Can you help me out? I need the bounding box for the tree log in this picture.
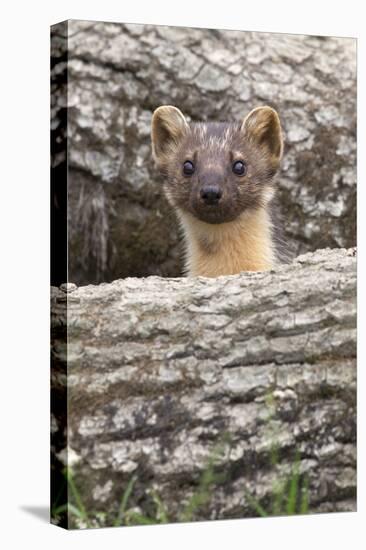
[51,247,356,528]
[51,21,356,284]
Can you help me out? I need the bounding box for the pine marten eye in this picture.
[183,160,195,176]
[232,160,247,176]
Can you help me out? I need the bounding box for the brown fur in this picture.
[151,105,284,277]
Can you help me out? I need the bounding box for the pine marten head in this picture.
[151,106,283,225]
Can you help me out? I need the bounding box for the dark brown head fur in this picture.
[151,105,283,225]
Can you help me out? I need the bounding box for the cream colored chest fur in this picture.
[178,208,276,277]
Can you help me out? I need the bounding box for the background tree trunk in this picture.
[51,21,356,284]
[51,248,356,528]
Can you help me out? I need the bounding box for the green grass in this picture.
[241,393,310,518]
[113,474,138,526]
[179,439,227,523]
[244,452,309,517]
[53,449,309,528]
[51,468,91,528]
[51,438,230,528]
[52,450,309,528]
[51,397,310,528]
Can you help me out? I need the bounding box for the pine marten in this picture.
[151,105,288,277]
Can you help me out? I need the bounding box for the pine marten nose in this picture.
[200,185,223,205]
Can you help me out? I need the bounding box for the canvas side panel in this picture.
[50,20,68,529]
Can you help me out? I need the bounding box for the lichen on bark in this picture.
[51,248,356,528]
[51,21,356,284]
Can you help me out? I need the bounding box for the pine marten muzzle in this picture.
[151,105,285,277]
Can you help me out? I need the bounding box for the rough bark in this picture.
[51,248,356,528]
[51,20,356,284]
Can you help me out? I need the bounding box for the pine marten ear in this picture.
[151,106,189,163]
[241,106,283,163]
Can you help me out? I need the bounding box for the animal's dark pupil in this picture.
[183,161,195,175]
[233,161,246,175]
